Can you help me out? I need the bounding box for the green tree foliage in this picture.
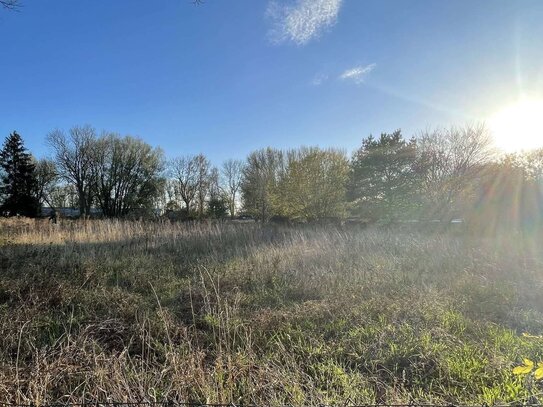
[0,131,39,217]
[349,130,420,221]
[93,134,164,217]
[276,147,349,221]
[35,120,535,227]
[207,196,228,219]
[241,147,285,221]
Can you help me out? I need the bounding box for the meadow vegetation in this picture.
[1,218,543,404]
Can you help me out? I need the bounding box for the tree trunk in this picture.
[78,189,86,217]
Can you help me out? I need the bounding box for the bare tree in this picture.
[417,123,495,219]
[47,125,97,217]
[221,159,244,218]
[208,166,221,200]
[195,153,211,218]
[49,184,78,209]
[34,158,58,207]
[1,1,205,11]
[161,178,180,210]
[92,134,164,217]
[170,155,199,215]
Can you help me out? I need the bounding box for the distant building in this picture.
[41,207,103,218]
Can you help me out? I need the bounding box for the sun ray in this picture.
[489,98,543,152]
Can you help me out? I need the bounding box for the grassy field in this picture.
[1,218,543,404]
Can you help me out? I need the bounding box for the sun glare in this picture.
[489,99,543,152]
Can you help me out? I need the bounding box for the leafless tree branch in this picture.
[0,0,21,11]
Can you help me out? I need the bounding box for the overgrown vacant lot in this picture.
[1,219,543,404]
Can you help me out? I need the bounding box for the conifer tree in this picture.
[0,131,39,217]
[348,130,420,222]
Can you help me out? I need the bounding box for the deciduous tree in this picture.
[170,155,199,215]
[241,147,284,221]
[92,134,164,217]
[34,158,58,207]
[47,125,97,217]
[416,123,494,220]
[221,158,244,218]
[195,154,211,218]
[277,147,349,221]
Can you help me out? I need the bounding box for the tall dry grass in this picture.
[1,218,543,404]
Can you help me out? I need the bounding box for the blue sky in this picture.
[1,0,542,164]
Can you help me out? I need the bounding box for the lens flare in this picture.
[489,99,543,152]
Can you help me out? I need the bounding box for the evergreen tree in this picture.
[349,130,421,222]
[207,196,228,219]
[0,131,39,217]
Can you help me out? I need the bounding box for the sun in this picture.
[489,98,543,152]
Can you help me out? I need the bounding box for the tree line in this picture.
[1,123,542,231]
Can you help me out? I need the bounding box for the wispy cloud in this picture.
[339,63,376,84]
[311,72,329,86]
[266,0,343,46]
